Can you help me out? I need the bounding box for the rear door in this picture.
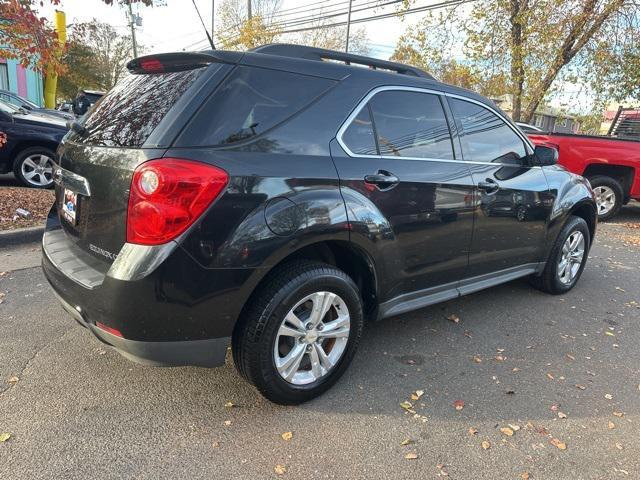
[333,87,475,304]
[447,97,551,282]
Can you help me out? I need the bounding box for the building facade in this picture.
[0,58,44,107]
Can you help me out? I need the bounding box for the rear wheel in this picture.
[589,175,623,221]
[13,147,56,188]
[233,261,363,405]
[530,215,590,294]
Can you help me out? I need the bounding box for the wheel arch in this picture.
[583,163,635,200]
[11,140,59,168]
[236,239,379,336]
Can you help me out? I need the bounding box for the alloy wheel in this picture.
[594,186,616,217]
[274,291,350,385]
[21,154,54,187]
[557,230,585,285]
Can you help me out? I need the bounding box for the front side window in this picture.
[369,90,454,159]
[450,98,528,165]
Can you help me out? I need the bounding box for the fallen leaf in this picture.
[447,314,460,324]
[566,354,575,360]
[509,424,521,432]
[481,440,491,450]
[7,376,18,384]
[274,464,287,475]
[546,373,555,380]
[400,401,413,410]
[404,452,418,460]
[550,438,567,450]
[400,439,413,446]
[550,404,559,412]
[521,473,531,480]
[512,367,520,372]
[468,427,478,435]
[0,433,10,442]
[473,355,482,363]
[613,411,624,417]
[605,331,615,337]
[453,399,464,411]
[495,355,505,361]
[558,412,567,419]
[223,420,232,426]
[608,421,615,430]
[615,443,624,451]
[410,389,424,401]
[464,330,472,338]
[605,394,613,400]
[500,427,514,436]
[224,401,235,408]
[575,384,586,390]
[281,431,293,441]
[212,441,220,448]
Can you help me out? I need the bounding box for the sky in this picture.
[36,0,595,113]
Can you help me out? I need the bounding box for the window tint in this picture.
[67,68,204,147]
[368,90,454,159]
[450,98,527,165]
[179,67,335,147]
[341,105,378,155]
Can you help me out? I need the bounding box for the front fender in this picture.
[542,165,597,259]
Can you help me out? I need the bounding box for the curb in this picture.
[0,225,45,248]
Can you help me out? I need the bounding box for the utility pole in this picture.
[128,1,139,58]
[345,0,353,53]
[247,0,252,19]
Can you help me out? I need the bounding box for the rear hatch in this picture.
[55,55,224,263]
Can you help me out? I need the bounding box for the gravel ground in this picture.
[0,204,638,480]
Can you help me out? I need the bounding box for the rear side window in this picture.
[369,90,454,159]
[450,98,528,165]
[67,68,203,147]
[178,66,335,147]
[341,105,378,155]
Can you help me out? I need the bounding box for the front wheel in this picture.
[13,147,56,188]
[233,261,363,405]
[530,215,590,294]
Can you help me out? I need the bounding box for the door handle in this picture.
[364,170,399,189]
[477,179,499,193]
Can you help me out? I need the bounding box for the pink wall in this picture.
[16,65,27,97]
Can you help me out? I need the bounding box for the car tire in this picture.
[232,260,364,405]
[13,147,56,189]
[530,215,590,295]
[589,175,623,221]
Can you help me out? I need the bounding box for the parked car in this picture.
[43,45,597,404]
[0,89,74,121]
[0,99,68,188]
[528,132,640,220]
[516,121,543,133]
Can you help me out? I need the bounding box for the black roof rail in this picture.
[250,44,434,79]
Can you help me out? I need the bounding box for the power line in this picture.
[190,0,472,50]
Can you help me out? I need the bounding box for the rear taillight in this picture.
[127,158,228,245]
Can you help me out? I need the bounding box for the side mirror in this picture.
[534,145,558,166]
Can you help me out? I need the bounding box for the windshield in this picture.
[0,99,21,114]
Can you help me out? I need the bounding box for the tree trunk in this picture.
[521,0,625,122]
[509,0,526,122]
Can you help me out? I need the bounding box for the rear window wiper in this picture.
[67,120,89,138]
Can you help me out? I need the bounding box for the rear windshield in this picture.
[176,66,335,147]
[67,68,203,147]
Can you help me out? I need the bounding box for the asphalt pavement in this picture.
[0,204,639,479]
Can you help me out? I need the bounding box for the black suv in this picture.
[43,45,597,404]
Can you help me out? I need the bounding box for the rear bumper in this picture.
[51,285,229,367]
[41,212,258,368]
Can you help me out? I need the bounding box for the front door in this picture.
[447,97,551,282]
[332,88,475,304]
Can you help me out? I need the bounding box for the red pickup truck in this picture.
[528,132,640,220]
